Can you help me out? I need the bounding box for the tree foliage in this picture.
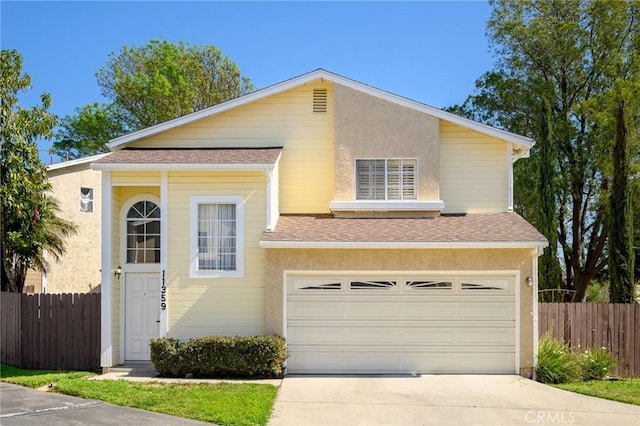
[608,99,635,302]
[51,102,129,160]
[452,0,639,301]
[51,39,255,160]
[1,49,77,292]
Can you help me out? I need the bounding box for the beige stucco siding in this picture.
[128,83,334,214]
[165,171,267,339]
[34,166,103,294]
[264,248,536,376]
[439,121,508,213]
[333,84,440,200]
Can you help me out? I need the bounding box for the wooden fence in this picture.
[1,292,100,371]
[539,303,640,377]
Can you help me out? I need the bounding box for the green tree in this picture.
[452,0,639,301]
[51,40,255,159]
[608,98,635,302]
[96,39,255,130]
[0,49,76,292]
[51,102,129,160]
[537,97,562,300]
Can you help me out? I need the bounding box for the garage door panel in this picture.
[286,274,517,374]
[289,324,515,346]
[456,302,515,320]
[289,300,515,321]
[288,301,346,318]
[288,348,516,374]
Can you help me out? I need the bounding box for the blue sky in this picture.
[2,1,495,163]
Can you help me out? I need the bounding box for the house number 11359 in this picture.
[161,270,167,310]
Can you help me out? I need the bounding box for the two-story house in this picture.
[92,69,547,377]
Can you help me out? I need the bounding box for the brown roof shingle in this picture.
[94,148,282,165]
[260,213,547,244]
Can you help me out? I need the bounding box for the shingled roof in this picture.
[259,213,547,248]
[92,148,282,167]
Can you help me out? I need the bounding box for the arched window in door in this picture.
[126,201,160,263]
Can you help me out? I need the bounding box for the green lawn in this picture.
[1,364,278,426]
[554,379,640,406]
[0,364,95,388]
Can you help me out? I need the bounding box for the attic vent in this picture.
[313,88,327,113]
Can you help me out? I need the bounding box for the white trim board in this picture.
[48,153,108,171]
[260,241,548,249]
[91,163,276,171]
[330,200,445,212]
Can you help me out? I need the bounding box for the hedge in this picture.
[150,334,287,378]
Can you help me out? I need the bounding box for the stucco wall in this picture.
[264,248,536,376]
[39,165,102,294]
[333,84,440,201]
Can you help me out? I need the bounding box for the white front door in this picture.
[125,273,160,361]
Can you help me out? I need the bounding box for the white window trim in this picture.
[355,158,418,201]
[189,195,244,278]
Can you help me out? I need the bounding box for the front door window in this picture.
[126,201,160,263]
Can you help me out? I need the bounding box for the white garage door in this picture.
[287,274,517,374]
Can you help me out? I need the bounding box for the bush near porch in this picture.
[150,335,286,378]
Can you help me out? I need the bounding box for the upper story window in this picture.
[356,159,417,200]
[126,201,160,263]
[80,187,93,212]
[189,195,244,278]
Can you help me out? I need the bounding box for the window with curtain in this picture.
[197,203,236,271]
[126,201,160,263]
[189,195,244,278]
[356,159,417,200]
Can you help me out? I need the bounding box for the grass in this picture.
[1,364,278,426]
[0,364,95,388]
[56,379,278,426]
[554,379,640,406]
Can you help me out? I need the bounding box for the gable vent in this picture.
[313,88,327,113]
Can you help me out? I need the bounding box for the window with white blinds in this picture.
[356,159,417,200]
[189,195,244,278]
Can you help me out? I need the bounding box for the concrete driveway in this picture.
[0,382,207,425]
[268,375,640,426]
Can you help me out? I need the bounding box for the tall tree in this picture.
[51,40,255,159]
[609,99,635,302]
[97,39,254,129]
[0,49,76,292]
[537,97,562,300]
[452,1,639,301]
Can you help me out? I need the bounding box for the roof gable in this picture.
[108,69,534,155]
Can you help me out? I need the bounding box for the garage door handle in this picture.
[156,321,160,323]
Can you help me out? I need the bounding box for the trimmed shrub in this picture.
[150,338,185,377]
[150,334,286,379]
[536,334,582,384]
[579,346,616,381]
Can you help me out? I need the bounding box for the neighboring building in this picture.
[24,154,105,294]
[93,69,547,376]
